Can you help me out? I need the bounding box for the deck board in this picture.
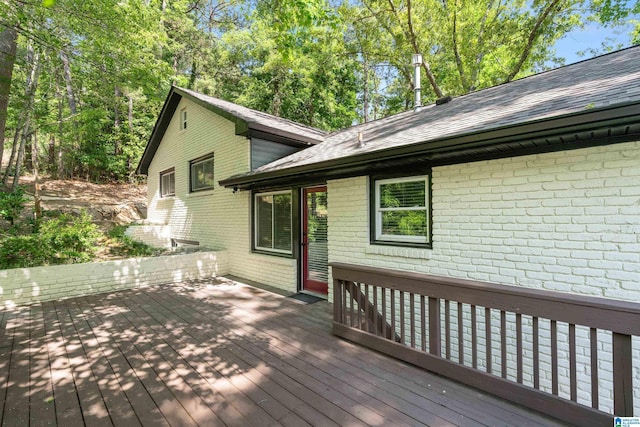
[0,278,568,426]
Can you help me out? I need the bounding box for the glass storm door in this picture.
[302,186,328,294]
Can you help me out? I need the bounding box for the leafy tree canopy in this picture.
[0,0,637,183]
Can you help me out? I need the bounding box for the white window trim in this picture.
[254,190,293,255]
[160,169,175,198]
[190,154,215,192]
[374,175,430,244]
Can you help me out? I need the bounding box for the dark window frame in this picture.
[189,153,215,193]
[369,171,433,249]
[180,108,187,131]
[159,168,175,198]
[252,189,295,257]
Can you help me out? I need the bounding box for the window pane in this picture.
[161,172,174,196]
[203,160,214,187]
[256,195,273,248]
[191,157,214,191]
[380,180,425,208]
[273,194,292,251]
[381,210,427,237]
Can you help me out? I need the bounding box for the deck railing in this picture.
[331,262,640,427]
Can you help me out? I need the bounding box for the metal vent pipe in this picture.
[412,53,422,111]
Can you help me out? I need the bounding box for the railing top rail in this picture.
[330,262,640,335]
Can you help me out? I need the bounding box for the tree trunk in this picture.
[10,43,41,190]
[48,134,56,176]
[128,93,134,182]
[60,50,77,115]
[188,59,197,89]
[363,57,370,123]
[54,75,65,178]
[0,26,18,170]
[2,126,20,186]
[128,93,133,131]
[114,86,121,155]
[33,128,41,220]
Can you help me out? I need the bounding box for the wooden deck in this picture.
[0,278,567,426]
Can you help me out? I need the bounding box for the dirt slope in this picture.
[17,176,148,230]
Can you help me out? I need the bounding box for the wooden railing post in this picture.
[329,262,640,425]
[333,279,342,323]
[613,332,633,416]
[429,297,441,356]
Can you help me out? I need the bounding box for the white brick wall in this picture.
[328,140,640,414]
[328,141,640,298]
[125,225,172,248]
[144,97,297,292]
[0,251,227,307]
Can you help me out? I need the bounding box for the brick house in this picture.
[136,46,640,303]
[135,47,640,422]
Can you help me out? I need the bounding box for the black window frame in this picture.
[252,189,295,257]
[189,153,215,193]
[180,108,187,130]
[369,172,432,249]
[159,168,175,198]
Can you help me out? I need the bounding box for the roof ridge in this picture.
[175,87,327,135]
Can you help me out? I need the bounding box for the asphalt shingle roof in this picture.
[248,46,640,176]
[176,87,327,142]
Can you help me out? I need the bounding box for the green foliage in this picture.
[0,188,27,226]
[0,210,101,269]
[2,0,639,185]
[0,235,49,268]
[39,211,102,264]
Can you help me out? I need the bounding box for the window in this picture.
[190,154,214,192]
[160,168,175,197]
[372,175,430,246]
[180,109,187,130]
[254,191,292,254]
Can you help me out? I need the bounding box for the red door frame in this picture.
[302,186,328,294]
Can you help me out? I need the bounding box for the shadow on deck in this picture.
[0,277,566,426]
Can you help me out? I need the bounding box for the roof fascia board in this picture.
[247,123,322,146]
[172,87,249,135]
[173,88,324,145]
[136,89,182,175]
[219,102,640,189]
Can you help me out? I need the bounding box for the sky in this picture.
[553,10,638,65]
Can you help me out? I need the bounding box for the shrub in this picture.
[0,210,102,269]
[0,188,27,226]
[0,234,48,268]
[39,211,102,264]
[107,225,157,257]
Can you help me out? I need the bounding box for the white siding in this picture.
[146,98,297,292]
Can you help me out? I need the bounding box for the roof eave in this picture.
[219,102,640,190]
[136,87,324,176]
[136,87,183,175]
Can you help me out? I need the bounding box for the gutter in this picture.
[219,102,640,190]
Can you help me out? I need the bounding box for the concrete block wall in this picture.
[145,97,297,293]
[0,251,227,307]
[327,140,640,414]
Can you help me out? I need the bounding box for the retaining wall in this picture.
[0,251,227,308]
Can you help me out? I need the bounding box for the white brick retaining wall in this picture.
[125,224,172,248]
[0,251,227,308]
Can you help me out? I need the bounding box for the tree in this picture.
[0,25,17,168]
[351,0,639,115]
